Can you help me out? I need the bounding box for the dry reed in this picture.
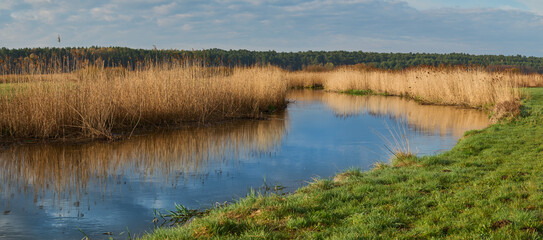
[285,71,326,88]
[287,67,525,109]
[0,64,287,139]
[512,73,543,87]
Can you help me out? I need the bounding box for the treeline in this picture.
[1,47,543,74]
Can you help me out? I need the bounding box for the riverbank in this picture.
[143,88,543,239]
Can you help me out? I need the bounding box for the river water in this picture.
[0,90,489,239]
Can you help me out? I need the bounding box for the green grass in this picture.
[0,83,15,96]
[0,82,36,97]
[291,84,325,90]
[341,89,389,96]
[142,88,543,239]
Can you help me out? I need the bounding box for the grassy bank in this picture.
[0,65,287,140]
[143,88,543,239]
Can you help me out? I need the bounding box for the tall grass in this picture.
[511,73,543,87]
[287,66,525,109]
[380,119,414,162]
[285,71,326,89]
[0,64,287,139]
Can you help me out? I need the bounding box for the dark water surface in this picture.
[0,90,489,239]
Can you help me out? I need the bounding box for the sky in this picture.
[1,0,543,56]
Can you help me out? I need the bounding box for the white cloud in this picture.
[215,0,267,5]
[1,0,543,56]
[90,4,132,22]
[0,0,17,10]
[399,0,442,10]
[10,8,57,23]
[153,2,176,15]
[517,0,543,14]
[111,0,165,3]
[282,0,372,13]
[400,0,532,12]
[180,23,192,31]
[23,0,51,3]
[90,6,115,21]
[233,12,256,19]
[156,13,194,26]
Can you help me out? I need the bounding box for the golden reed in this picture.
[1,63,530,139]
[0,64,287,139]
[287,66,529,109]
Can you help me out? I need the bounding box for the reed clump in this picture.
[287,66,524,109]
[0,64,287,139]
[285,71,326,89]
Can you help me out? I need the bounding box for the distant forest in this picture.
[1,47,543,73]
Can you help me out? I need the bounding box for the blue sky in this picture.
[1,0,543,56]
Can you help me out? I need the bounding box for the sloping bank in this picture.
[143,89,543,239]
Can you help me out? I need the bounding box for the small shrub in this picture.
[490,100,521,123]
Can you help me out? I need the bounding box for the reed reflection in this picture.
[288,90,489,137]
[0,114,287,203]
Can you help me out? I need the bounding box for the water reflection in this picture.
[0,90,490,240]
[0,116,286,205]
[288,90,489,137]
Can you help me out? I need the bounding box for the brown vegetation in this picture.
[1,63,528,140]
[286,66,527,109]
[285,71,325,89]
[490,100,522,123]
[0,64,287,139]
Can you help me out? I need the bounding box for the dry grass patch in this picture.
[490,100,522,123]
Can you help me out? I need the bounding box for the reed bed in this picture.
[285,71,326,89]
[514,73,543,87]
[0,64,287,139]
[287,67,525,109]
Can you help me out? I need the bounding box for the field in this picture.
[143,88,543,239]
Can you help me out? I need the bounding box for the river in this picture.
[0,90,489,239]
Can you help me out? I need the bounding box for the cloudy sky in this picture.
[1,0,543,56]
